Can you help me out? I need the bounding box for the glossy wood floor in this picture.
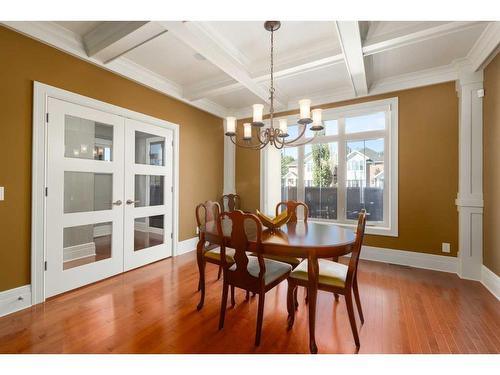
[1,252,499,354]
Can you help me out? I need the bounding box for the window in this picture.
[264,98,398,236]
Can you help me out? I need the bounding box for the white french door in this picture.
[45,98,173,297]
[123,119,173,271]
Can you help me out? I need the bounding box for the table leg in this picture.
[196,235,206,311]
[307,255,319,354]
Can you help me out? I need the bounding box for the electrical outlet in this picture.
[0,187,4,201]
[196,227,199,235]
[442,242,451,253]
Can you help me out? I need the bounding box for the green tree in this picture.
[312,144,333,187]
[281,155,295,179]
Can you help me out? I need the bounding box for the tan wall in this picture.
[483,52,500,277]
[236,82,459,256]
[0,26,224,292]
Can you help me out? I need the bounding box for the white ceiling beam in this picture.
[83,21,166,64]
[335,21,368,96]
[159,21,285,108]
[184,53,344,101]
[467,22,500,71]
[363,21,485,56]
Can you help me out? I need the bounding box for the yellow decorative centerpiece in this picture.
[256,209,290,231]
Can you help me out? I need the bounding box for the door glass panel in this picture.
[64,172,113,213]
[134,175,164,207]
[346,138,385,222]
[135,131,165,166]
[63,222,112,270]
[134,215,164,251]
[64,115,113,161]
[303,142,338,220]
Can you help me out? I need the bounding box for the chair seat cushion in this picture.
[204,247,235,263]
[289,259,348,288]
[229,256,292,286]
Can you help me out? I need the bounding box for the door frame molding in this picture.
[32,81,180,304]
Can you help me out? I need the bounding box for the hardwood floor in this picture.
[0,252,499,354]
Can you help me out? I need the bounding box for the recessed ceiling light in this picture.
[194,53,207,61]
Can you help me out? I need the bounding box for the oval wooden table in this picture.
[198,219,357,353]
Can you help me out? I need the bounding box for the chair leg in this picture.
[219,280,229,330]
[245,290,250,300]
[293,286,299,310]
[196,258,206,311]
[231,285,236,307]
[217,265,222,280]
[353,277,364,324]
[287,281,296,330]
[255,292,265,346]
[334,293,339,301]
[305,288,308,304]
[345,291,360,347]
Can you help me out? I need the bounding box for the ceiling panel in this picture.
[123,32,233,86]
[370,23,487,81]
[274,62,352,99]
[55,21,103,36]
[207,87,266,110]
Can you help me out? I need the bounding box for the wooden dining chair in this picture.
[195,200,235,310]
[221,193,241,212]
[286,209,367,348]
[217,210,292,346]
[275,200,309,223]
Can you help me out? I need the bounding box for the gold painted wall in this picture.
[236,82,459,256]
[0,26,224,292]
[483,52,500,277]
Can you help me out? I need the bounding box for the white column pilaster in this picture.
[455,63,484,280]
[223,118,236,194]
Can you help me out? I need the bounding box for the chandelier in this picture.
[224,21,324,150]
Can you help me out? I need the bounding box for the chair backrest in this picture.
[346,209,367,287]
[217,210,265,288]
[195,200,221,232]
[221,193,241,212]
[275,200,309,222]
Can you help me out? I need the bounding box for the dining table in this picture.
[198,218,357,353]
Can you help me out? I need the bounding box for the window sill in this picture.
[309,219,398,237]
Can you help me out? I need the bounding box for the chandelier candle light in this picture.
[224,21,324,150]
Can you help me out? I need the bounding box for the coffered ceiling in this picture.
[2,20,499,118]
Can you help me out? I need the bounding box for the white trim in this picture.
[467,22,500,72]
[63,243,96,262]
[223,118,236,194]
[176,237,199,256]
[32,81,180,304]
[0,285,32,318]
[343,246,458,274]
[1,21,227,118]
[481,266,500,301]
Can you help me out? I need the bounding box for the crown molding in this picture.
[1,21,228,118]
[467,21,500,71]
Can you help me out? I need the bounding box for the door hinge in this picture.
[44,261,47,271]
[170,233,173,239]
[46,113,49,123]
[45,187,48,197]
[172,140,174,147]
[171,186,173,193]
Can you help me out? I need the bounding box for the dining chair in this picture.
[276,200,309,223]
[286,209,367,348]
[195,200,235,310]
[217,210,292,346]
[221,193,241,212]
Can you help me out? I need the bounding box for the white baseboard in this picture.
[63,242,96,262]
[0,285,32,318]
[356,246,458,274]
[481,265,500,301]
[176,236,199,256]
[94,224,112,237]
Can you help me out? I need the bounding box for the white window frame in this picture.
[261,97,398,237]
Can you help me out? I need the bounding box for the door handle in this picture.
[112,200,122,206]
[126,199,140,205]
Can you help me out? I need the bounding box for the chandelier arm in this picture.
[283,123,308,145]
[229,135,265,150]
